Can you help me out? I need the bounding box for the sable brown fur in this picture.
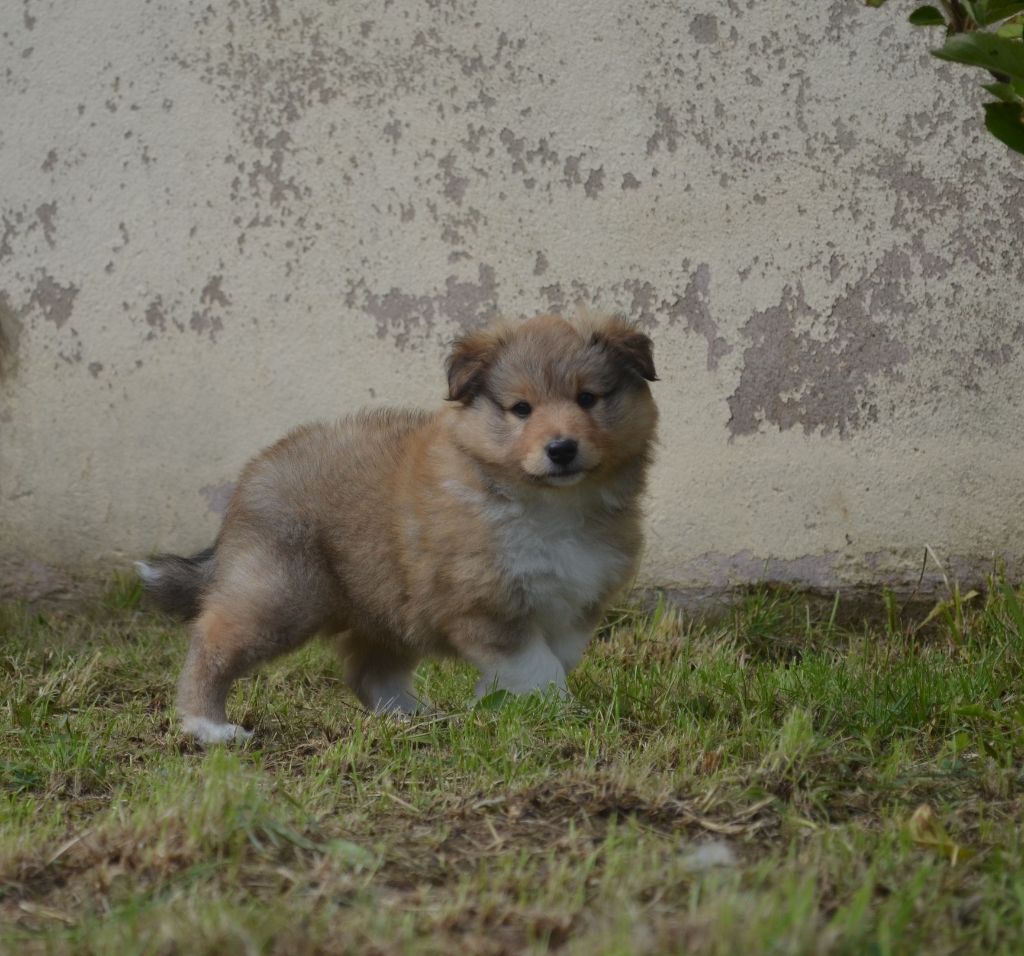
[138,313,659,743]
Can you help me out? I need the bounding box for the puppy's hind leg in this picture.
[177,558,329,744]
[177,604,259,744]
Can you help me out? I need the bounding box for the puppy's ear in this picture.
[593,317,658,382]
[446,327,504,403]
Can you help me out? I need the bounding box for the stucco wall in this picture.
[2,0,1023,602]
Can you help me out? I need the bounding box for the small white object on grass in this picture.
[679,840,737,872]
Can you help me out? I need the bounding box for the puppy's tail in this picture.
[134,545,216,620]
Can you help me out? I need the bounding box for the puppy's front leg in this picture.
[449,617,567,698]
[545,627,594,676]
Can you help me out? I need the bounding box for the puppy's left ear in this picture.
[446,327,504,403]
[594,318,658,382]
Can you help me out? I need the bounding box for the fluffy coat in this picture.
[138,313,658,743]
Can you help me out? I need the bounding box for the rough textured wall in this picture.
[2,0,1023,601]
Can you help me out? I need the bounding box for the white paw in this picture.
[370,695,421,720]
[474,639,568,698]
[181,716,253,744]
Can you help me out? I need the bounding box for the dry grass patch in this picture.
[2,582,1024,953]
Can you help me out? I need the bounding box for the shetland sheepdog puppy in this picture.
[137,313,658,743]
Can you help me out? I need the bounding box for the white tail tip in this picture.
[134,560,160,584]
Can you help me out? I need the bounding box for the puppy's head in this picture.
[446,313,658,488]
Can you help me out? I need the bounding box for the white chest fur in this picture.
[487,491,632,624]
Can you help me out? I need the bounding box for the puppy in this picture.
[137,312,658,743]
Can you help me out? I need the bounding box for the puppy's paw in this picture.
[474,677,569,700]
[371,692,430,718]
[181,716,254,745]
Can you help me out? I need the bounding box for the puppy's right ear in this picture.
[446,327,504,403]
[591,316,658,382]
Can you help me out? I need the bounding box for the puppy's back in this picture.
[218,408,430,565]
[228,408,425,509]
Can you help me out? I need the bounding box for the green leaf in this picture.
[325,838,375,867]
[984,101,1024,153]
[864,0,889,7]
[997,21,1024,38]
[909,5,946,25]
[976,1,1024,25]
[953,703,1002,720]
[474,689,512,711]
[983,81,1024,102]
[933,32,1024,81]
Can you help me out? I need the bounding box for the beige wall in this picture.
[2,1,1023,602]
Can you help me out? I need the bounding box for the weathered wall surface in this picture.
[2,0,1023,601]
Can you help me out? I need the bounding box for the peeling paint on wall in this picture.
[199,482,234,516]
[28,271,78,329]
[727,249,913,437]
[1,0,1023,594]
[346,263,499,348]
[674,262,730,371]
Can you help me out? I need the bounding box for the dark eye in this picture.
[510,401,532,418]
[577,391,597,410]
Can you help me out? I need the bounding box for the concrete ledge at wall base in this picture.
[636,585,960,633]
[2,552,1020,629]
[0,557,86,606]
[639,554,1024,627]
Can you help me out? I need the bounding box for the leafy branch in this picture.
[867,0,1024,154]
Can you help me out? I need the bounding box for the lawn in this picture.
[2,578,1024,954]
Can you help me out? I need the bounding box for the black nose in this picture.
[546,438,578,466]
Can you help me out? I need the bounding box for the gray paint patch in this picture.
[669,262,731,371]
[562,155,583,187]
[728,249,912,437]
[346,283,434,350]
[144,298,168,335]
[201,275,230,308]
[0,214,20,261]
[689,14,719,45]
[29,271,78,328]
[347,263,499,349]
[35,201,57,248]
[439,153,469,204]
[189,309,224,339]
[438,264,499,331]
[646,104,680,156]
[199,482,235,516]
[499,127,527,173]
[584,166,605,199]
[620,280,657,327]
[247,131,303,207]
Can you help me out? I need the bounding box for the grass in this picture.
[3,579,1024,954]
